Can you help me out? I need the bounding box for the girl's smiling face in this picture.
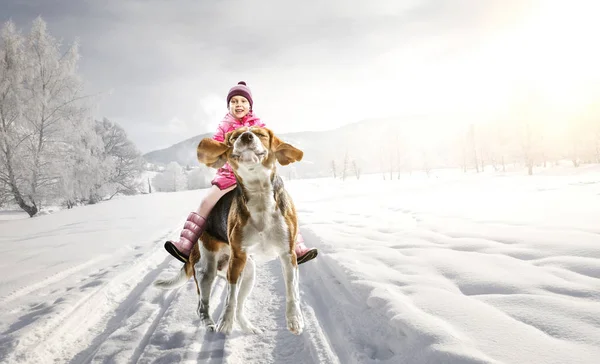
[229,95,250,119]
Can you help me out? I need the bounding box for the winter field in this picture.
[1,165,599,364]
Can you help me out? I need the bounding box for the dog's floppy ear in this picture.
[268,129,303,166]
[197,137,230,169]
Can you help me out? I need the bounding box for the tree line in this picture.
[0,18,144,216]
[327,102,599,181]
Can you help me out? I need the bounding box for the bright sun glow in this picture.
[363,1,600,146]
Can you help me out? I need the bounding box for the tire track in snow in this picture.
[0,227,176,306]
[300,254,397,364]
[0,255,112,304]
[1,233,174,364]
[136,269,230,364]
[129,289,180,364]
[131,257,342,363]
[217,259,341,364]
[67,255,175,364]
[134,259,338,364]
[131,249,342,363]
[4,229,393,363]
[191,277,229,364]
[83,260,230,364]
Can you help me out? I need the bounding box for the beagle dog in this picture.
[155,127,305,335]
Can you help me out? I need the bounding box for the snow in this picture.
[1,166,599,364]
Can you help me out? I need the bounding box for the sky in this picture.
[1,164,599,363]
[1,0,599,153]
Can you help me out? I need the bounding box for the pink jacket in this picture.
[210,112,265,190]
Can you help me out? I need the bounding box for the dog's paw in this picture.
[198,310,215,329]
[216,318,234,335]
[238,316,263,334]
[286,314,304,335]
[202,318,216,331]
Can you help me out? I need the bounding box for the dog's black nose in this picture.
[240,132,253,144]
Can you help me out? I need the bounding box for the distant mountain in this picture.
[142,117,462,178]
[143,132,213,168]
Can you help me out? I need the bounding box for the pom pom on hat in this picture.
[227,81,253,109]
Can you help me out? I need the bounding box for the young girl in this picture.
[164,81,318,265]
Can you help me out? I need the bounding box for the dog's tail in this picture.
[154,261,194,290]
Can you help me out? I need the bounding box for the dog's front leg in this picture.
[279,251,304,335]
[236,257,262,334]
[217,249,247,334]
[196,249,218,331]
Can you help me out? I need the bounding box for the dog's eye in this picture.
[255,133,268,139]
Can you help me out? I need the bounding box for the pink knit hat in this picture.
[227,81,253,109]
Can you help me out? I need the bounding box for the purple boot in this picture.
[164,212,207,263]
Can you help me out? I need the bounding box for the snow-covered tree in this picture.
[35,117,143,207]
[187,166,212,190]
[0,18,92,216]
[152,161,187,192]
[0,21,29,213]
[94,118,144,197]
[54,122,106,206]
[0,179,9,207]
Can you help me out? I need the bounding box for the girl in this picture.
[164,81,318,265]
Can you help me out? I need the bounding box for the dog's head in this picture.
[197,127,303,175]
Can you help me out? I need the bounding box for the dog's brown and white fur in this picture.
[155,127,305,335]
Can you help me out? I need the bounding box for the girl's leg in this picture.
[165,185,236,263]
[196,185,236,218]
[166,184,318,265]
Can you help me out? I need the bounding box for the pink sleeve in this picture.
[212,123,227,142]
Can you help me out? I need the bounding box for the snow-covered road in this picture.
[1,168,600,363]
[0,225,358,364]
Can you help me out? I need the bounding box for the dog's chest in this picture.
[241,193,288,258]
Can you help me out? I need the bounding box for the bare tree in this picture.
[395,134,404,179]
[467,124,480,173]
[521,121,535,175]
[381,129,403,179]
[459,134,468,173]
[283,165,298,181]
[330,160,337,179]
[378,144,387,180]
[351,160,361,179]
[595,124,600,163]
[341,151,350,181]
[566,110,600,167]
[421,149,431,177]
[492,120,510,173]
[389,151,394,180]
